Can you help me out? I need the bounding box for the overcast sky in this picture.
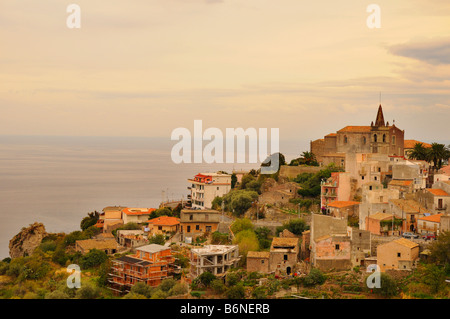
[1,0,450,144]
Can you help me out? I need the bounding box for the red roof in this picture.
[147,216,180,226]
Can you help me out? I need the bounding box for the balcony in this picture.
[436,204,448,211]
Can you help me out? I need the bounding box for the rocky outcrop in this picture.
[9,222,47,259]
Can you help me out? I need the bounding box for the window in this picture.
[383,134,386,143]
[261,260,265,264]
[206,226,212,232]
[392,136,396,145]
[359,233,362,237]
[374,134,378,142]
[187,226,191,233]
[335,244,340,250]
[363,136,367,144]
[362,176,365,180]
[397,253,401,258]
[344,135,348,144]
[217,187,219,190]
[189,215,193,221]
[158,226,162,230]
[284,255,288,261]
[196,225,200,231]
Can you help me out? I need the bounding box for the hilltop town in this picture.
[1,105,450,300]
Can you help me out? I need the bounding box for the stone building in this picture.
[247,251,270,273]
[269,237,299,275]
[311,105,405,167]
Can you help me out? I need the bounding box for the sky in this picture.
[1,0,450,147]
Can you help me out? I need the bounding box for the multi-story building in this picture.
[179,209,221,241]
[122,207,157,224]
[188,172,231,209]
[321,172,352,207]
[108,244,177,293]
[377,238,419,272]
[189,245,240,278]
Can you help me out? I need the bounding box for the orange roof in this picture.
[338,126,372,133]
[123,208,157,215]
[389,180,413,187]
[419,213,443,223]
[404,140,432,149]
[325,133,337,137]
[147,216,180,226]
[426,189,449,196]
[327,201,360,208]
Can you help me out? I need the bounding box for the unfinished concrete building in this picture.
[189,245,240,278]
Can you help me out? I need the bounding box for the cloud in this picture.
[389,38,450,65]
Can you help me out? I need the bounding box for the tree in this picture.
[407,142,429,161]
[302,268,326,286]
[421,264,446,294]
[232,229,260,264]
[79,249,108,269]
[131,282,155,298]
[112,222,141,237]
[75,283,100,299]
[226,283,245,299]
[150,207,174,219]
[159,278,177,292]
[211,196,223,210]
[225,272,241,287]
[80,211,100,231]
[255,227,272,249]
[428,143,450,170]
[429,231,450,266]
[276,219,308,236]
[198,271,216,287]
[211,231,230,245]
[169,283,188,296]
[300,151,318,166]
[148,234,165,245]
[211,279,226,294]
[231,173,238,189]
[231,218,254,234]
[230,191,258,216]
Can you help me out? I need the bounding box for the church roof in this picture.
[374,104,385,127]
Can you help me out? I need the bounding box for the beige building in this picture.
[188,172,232,209]
[359,182,400,230]
[122,208,156,224]
[377,238,419,272]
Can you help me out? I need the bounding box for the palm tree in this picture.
[301,151,317,166]
[428,143,450,170]
[407,143,429,161]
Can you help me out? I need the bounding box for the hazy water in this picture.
[0,135,306,258]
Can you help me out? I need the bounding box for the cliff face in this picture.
[9,222,47,259]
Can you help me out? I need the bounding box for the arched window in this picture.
[363,136,367,144]
[383,134,386,143]
[374,134,378,142]
[344,135,348,144]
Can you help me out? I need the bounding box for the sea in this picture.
[0,135,306,259]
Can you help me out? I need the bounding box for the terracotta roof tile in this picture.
[393,238,419,249]
[327,201,360,208]
[419,213,443,223]
[147,216,180,226]
[404,140,432,149]
[426,189,449,196]
[337,126,372,133]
